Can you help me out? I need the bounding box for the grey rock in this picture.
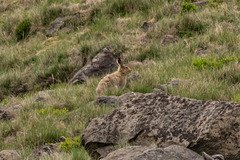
[35,90,54,102]
[69,47,118,84]
[29,136,67,158]
[101,145,204,160]
[46,17,65,37]
[82,92,240,159]
[212,154,225,160]
[141,22,154,32]
[0,150,20,160]
[127,71,142,83]
[29,144,60,158]
[196,48,207,56]
[153,88,165,93]
[202,152,225,160]
[160,79,185,91]
[162,34,178,44]
[0,104,22,120]
[202,152,214,160]
[192,1,208,8]
[46,12,87,37]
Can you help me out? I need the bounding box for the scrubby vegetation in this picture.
[15,19,31,40]
[0,0,240,159]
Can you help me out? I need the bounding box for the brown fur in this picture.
[96,59,132,95]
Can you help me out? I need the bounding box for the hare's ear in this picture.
[117,58,122,66]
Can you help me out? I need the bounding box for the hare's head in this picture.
[117,58,132,75]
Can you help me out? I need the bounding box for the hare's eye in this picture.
[125,67,128,69]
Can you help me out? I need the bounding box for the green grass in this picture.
[1,0,240,159]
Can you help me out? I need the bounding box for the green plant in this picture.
[36,107,68,116]
[15,19,31,40]
[34,85,41,92]
[181,0,198,13]
[58,137,81,151]
[0,98,9,104]
[193,57,234,70]
[233,94,240,103]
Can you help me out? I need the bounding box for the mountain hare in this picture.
[96,58,132,95]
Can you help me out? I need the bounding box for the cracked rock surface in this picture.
[101,145,204,160]
[82,92,240,159]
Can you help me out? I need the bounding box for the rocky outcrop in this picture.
[46,11,88,37]
[29,136,66,158]
[69,47,118,84]
[82,92,240,159]
[101,145,204,160]
[0,150,20,160]
[29,144,60,158]
[0,105,22,120]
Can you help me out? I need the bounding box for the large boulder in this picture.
[0,150,20,160]
[101,145,204,160]
[82,92,240,159]
[69,47,118,84]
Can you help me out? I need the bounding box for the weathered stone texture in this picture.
[82,92,240,159]
[101,145,204,160]
[69,47,118,84]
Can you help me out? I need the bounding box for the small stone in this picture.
[162,34,178,44]
[59,136,66,142]
[141,22,154,32]
[196,48,207,56]
[160,79,185,91]
[212,154,225,160]
[0,150,20,160]
[192,1,208,8]
[127,71,142,83]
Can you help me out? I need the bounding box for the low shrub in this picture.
[181,0,198,13]
[15,19,31,40]
[193,57,234,70]
[36,107,68,116]
[58,137,81,151]
[233,94,240,103]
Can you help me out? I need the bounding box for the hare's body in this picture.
[96,59,131,95]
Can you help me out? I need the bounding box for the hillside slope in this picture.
[0,0,240,159]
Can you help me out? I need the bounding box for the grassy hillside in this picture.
[0,0,240,159]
